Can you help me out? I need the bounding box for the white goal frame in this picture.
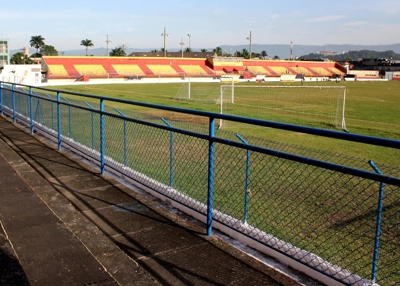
[219,85,347,130]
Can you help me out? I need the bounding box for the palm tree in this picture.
[213,47,222,56]
[261,50,268,59]
[184,47,192,52]
[200,48,207,52]
[241,48,249,59]
[109,46,126,57]
[273,55,280,60]
[80,39,94,56]
[151,49,159,52]
[30,35,45,55]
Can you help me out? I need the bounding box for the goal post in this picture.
[219,85,347,130]
[174,78,228,104]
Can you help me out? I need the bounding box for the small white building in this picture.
[0,64,42,85]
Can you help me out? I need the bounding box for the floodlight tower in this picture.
[179,38,185,58]
[105,35,111,56]
[246,31,253,59]
[187,34,191,49]
[161,27,169,57]
[290,41,293,60]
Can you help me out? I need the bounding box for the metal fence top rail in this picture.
[2,81,400,150]
[230,85,346,89]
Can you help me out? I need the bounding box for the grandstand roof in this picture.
[127,51,215,58]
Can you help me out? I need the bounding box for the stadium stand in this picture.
[328,67,347,76]
[246,66,270,75]
[178,65,212,76]
[47,64,69,77]
[41,56,347,82]
[112,65,144,77]
[147,65,180,76]
[309,67,332,76]
[290,66,313,76]
[74,65,108,77]
[269,66,289,75]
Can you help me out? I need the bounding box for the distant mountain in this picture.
[10,44,400,60]
[219,44,400,59]
[299,50,400,61]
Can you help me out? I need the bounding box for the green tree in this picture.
[200,48,207,52]
[10,52,33,64]
[213,47,222,56]
[80,39,94,56]
[184,47,192,52]
[273,55,280,60]
[261,50,268,59]
[151,49,158,52]
[30,35,45,55]
[241,48,249,59]
[40,45,58,56]
[109,46,126,56]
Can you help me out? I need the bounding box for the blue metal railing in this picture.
[1,82,399,286]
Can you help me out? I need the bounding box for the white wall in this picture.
[0,64,42,85]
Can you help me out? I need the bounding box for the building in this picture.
[315,51,339,56]
[0,39,10,67]
[128,51,215,58]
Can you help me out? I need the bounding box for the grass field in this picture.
[45,80,400,166]
[3,79,398,284]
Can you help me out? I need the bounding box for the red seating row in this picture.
[42,56,346,79]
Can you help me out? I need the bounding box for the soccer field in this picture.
[46,80,400,166]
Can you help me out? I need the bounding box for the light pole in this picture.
[246,31,253,59]
[161,27,169,57]
[179,38,185,58]
[20,48,26,64]
[187,34,191,50]
[105,35,111,56]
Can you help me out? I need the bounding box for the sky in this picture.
[1,0,400,52]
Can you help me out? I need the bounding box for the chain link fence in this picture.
[1,82,399,285]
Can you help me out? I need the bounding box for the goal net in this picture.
[219,85,347,130]
[174,77,233,104]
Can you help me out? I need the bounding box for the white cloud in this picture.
[341,21,368,27]
[306,15,345,23]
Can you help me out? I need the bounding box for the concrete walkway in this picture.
[0,115,321,286]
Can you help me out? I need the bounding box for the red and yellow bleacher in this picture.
[42,56,216,80]
[242,59,346,77]
[42,56,346,80]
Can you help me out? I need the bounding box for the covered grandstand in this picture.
[41,56,346,82]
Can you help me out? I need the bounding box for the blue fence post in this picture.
[35,97,45,126]
[63,98,72,138]
[12,84,16,123]
[206,117,215,236]
[100,99,105,174]
[161,118,174,187]
[368,160,385,283]
[0,82,3,115]
[236,134,251,224]
[29,87,34,134]
[17,88,21,115]
[45,94,55,130]
[116,109,128,166]
[84,102,95,150]
[57,92,62,150]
